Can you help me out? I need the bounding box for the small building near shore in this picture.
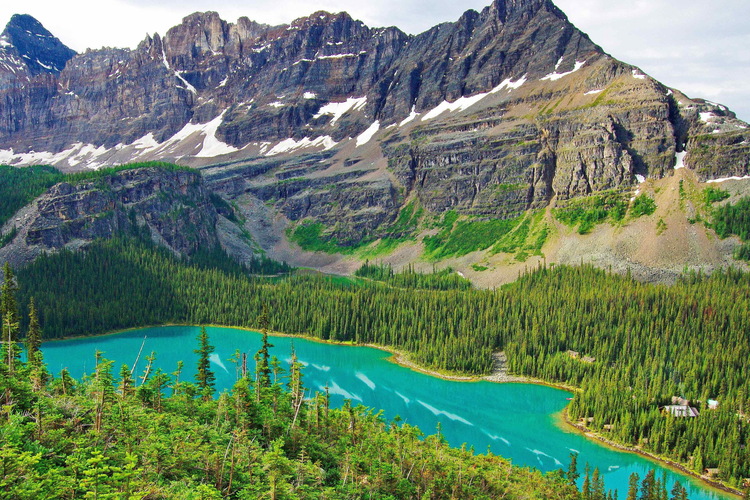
[663,405,699,418]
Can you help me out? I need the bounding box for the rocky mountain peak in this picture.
[1,14,76,75]
[486,0,562,22]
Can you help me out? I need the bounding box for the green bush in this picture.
[630,194,657,217]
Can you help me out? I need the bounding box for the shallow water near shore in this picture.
[42,325,736,499]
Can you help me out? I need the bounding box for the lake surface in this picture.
[42,325,734,500]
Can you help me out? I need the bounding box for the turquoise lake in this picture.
[42,325,735,500]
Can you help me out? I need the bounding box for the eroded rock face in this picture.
[1,0,749,249]
[11,167,220,259]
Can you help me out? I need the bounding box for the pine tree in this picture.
[670,481,688,500]
[640,470,656,500]
[567,452,580,487]
[26,297,42,366]
[627,473,639,500]
[1,262,20,376]
[194,326,215,398]
[255,307,274,398]
[582,464,591,500]
[118,364,135,397]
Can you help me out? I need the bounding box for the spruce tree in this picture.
[567,452,580,487]
[255,307,273,391]
[627,473,639,500]
[194,326,215,397]
[26,297,42,366]
[1,262,20,375]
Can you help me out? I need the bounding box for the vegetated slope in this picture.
[0,162,268,269]
[13,235,750,488]
[0,336,582,499]
[0,0,749,281]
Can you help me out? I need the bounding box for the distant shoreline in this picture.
[43,323,744,498]
[558,409,742,499]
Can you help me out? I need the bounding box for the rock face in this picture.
[0,0,749,250]
[0,167,227,268]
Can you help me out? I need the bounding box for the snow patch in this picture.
[541,60,586,81]
[422,92,488,121]
[303,91,317,99]
[674,151,687,170]
[699,112,715,123]
[195,112,239,158]
[356,121,380,146]
[269,101,284,108]
[314,96,367,125]
[584,89,603,96]
[706,175,750,184]
[218,77,228,87]
[265,136,337,156]
[635,174,646,183]
[632,69,646,80]
[489,74,527,93]
[318,53,359,60]
[399,106,419,126]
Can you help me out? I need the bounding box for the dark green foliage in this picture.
[713,196,750,241]
[566,453,579,487]
[0,349,582,499]
[355,261,472,290]
[0,225,18,248]
[630,194,657,217]
[554,191,628,234]
[63,161,195,184]
[194,326,215,396]
[0,165,64,228]
[190,244,292,276]
[735,242,750,261]
[703,187,730,205]
[12,236,750,487]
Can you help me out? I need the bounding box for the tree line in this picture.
[8,235,750,490]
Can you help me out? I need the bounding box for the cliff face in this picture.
[0,0,749,251]
[0,167,228,268]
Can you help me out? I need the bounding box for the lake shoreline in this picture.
[43,323,743,498]
[559,409,743,499]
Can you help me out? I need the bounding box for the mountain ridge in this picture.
[0,0,749,283]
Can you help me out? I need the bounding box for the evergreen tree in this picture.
[640,470,656,500]
[1,262,20,375]
[627,473,639,500]
[194,326,215,398]
[255,307,274,394]
[26,297,42,366]
[567,452,580,487]
[582,464,591,500]
[669,481,688,500]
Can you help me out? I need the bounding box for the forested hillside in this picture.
[9,236,750,490]
[0,329,584,499]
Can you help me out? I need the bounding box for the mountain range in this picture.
[1,0,749,283]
